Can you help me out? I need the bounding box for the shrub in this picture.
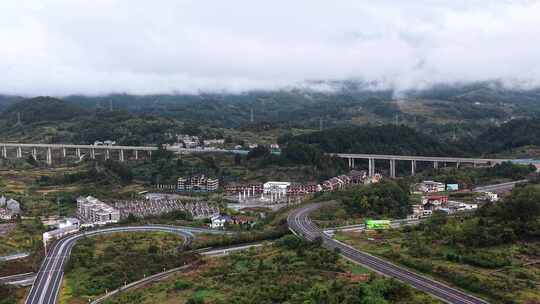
[174,279,193,291]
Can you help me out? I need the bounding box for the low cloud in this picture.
[1,0,540,96]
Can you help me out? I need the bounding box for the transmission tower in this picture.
[15,112,22,126]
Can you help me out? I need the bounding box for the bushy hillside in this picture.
[1,96,88,123]
[470,119,540,154]
[0,95,23,113]
[282,125,463,156]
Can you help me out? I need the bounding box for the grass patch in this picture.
[335,229,540,304]
[101,236,442,304]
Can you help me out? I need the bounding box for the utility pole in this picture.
[57,197,61,217]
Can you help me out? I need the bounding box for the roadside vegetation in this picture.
[335,185,540,303]
[310,180,412,227]
[0,284,17,304]
[419,161,536,189]
[102,235,440,304]
[61,232,198,303]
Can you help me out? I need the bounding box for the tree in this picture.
[234,154,242,166]
[342,181,411,218]
[498,186,540,235]
[247,145,271,160]
[151,144,174,162]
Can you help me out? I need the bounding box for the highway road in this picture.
[472,179,527,193]
[24,225,222,304]
[288,203,490,304]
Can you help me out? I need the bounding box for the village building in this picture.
[422,195,449,210]
[42,217,81,248]
[417,181,446,193]
[76,196,120,225]
[203,139,225,146]
[0,196,21,220]
[263,181,291,195]
[177,175,219,192]
[211,214,231,229]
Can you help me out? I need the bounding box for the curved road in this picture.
[288,203,490,304]
[25,225,223,304]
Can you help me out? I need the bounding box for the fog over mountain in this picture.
[1,0,540,96]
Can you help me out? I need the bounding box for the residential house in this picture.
[417,181,446,193]
[211,214,231,229]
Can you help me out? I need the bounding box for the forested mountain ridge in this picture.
[281,125,464,156]
[2,83,540,157]
[1,96,88,123]
[471,119,540,154]
[280,119,540,158]
[2,81,540,130]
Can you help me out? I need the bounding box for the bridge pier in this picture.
[46,148,52,165]
[1,146,6,158]
[76,148,81,158]
[91,148,96,159]
[119,149,124,162]
[62,148,66,158]
[456,162,460,168]
[16,147,22,158]
[411,160,416,176]
[368,158,375,177]
[389,159,396,178]
[32,148,37,160]
[134,150,138,160]
[105,149,110,160]
[433,161,438,169]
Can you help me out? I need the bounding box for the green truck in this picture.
[364,219,391,230]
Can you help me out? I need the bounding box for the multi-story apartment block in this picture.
[177,175,219,192]
[76,196,120,225]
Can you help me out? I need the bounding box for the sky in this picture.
[1,0,540,96]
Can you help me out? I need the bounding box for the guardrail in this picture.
[90,262,199,304]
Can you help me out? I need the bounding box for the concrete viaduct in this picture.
[0,143,252,165]
[1,143,512,176]
[331,153,509,178]
[0,143,156,165]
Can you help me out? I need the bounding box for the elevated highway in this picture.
[331,153,511,178]
[0,142,253,165]
[288,203,490,304]
[3,142,536,175]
